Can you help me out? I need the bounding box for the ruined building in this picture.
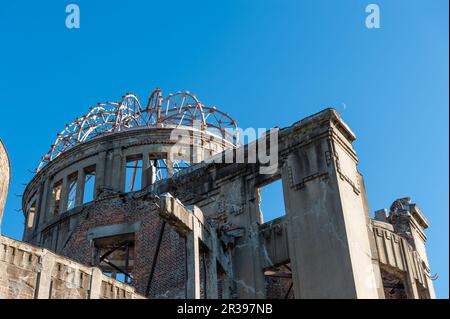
[0,89,436,298]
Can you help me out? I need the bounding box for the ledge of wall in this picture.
[372,220,431,292]
[0,235,144,299]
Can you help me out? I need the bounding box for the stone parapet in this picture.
[0,235,144,299]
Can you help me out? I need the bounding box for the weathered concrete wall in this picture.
[278,111,383,298]
[0,235,143,299]
[22,127,234,245]
[373,216,435,298]
[0,139,10,227]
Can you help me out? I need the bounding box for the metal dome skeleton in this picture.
[37,88,239,172]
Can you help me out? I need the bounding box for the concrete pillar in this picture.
[150,161,157,184]
[401,240,420,299]
[359,174,385,298]
[225,254,235,299]
[104,149,124,192]
[52,225,59,252]
[232,179,266,299]
[141,153,150,188]
[120,156,126,192]
[75,168,86,207]
[191,134,204,164]
[35,252,54,299]
[47,179,58,219]
[59,175,69,214]
[166,159,174,177]
[89,268,103,299]
[186,217,201,299]
[424,275,437,299]
[37,179,50,226]
[110,149,125,192]
[281,127,383,299]
[94,151,107,198]
[31,182,46,241]
[205,251,218,299]
[37,179,51,245]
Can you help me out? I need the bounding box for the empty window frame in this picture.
[148,153,190,182]
[125,155,143,192]
[26,200,37,230]
[66,172,78,211]
[257,178,285,223]
[94,233,135,285]
[83,165,96,204]
[51,180,63,216]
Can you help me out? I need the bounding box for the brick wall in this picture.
[61,196,188,298]
[265,276,293,299]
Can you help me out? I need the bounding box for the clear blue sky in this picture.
[0,0,448,298]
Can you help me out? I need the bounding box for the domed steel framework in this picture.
[38,88,239,172]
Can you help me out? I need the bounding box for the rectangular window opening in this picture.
[27,201,37,229]
[67,172,78,210]
[83,165,96,204]
[125,155,143,192]
[257,178,285,223]
[94,233,135,285]
[51,180,63,216]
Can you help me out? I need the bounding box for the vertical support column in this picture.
[280,114,383,299]
[205,248,218,299]
[231,178,266,299]
[31,183,45,242]
[120,155,127,192]
[38,179,52,245]
[358,174,385,298]
[52,225,59,252]
[166,159,174,177]
[75,168,86,207]
[149,161,157,185]
[94,151,108,198]
[424,274,437,299]
[141,153,150,188]
[186,216,201,299]
[191,130,204,164]
[48,180,57,219]
[37,179,50,226]
[59,175,69,214]
[95,151,107,198]
[35,252,54,299]
[401,240,420,299]
[221,250,234,299]
[115,151,126,192]
[88,268,103,299]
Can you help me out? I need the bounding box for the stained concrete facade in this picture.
[0,108,436,299]
[0,139,10,227]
